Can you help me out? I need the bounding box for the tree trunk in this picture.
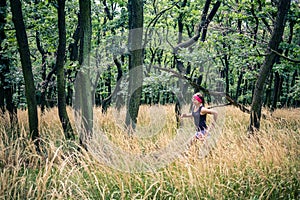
[101,65,112,113]
[271,71,282,111]
[4,75,18,130]
[174,0,188,127]
[125,0,143,132]
[235,69,244,101]
[77,0,93,149]
[284,19,295,107]
[290,70,298,107]
[264,71,273,107]
[0,62,18,130]
[57,0,74,140]
[249,0,291,133]
[0,82,4,113]
[10,0,39,149]
[114,56,124,111]
[0,0,7,113]
[1,0,18,129]
[220,34,230,95]
[66,79,73,106]
[35,30,48,113]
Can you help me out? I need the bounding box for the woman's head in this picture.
[192,93,205,105]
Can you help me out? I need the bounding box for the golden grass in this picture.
[0,105,299,199]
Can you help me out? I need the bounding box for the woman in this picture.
[181,93,218,141]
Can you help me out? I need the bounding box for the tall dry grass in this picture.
[0,105,299,199]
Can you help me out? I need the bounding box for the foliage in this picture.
[290,79,300,101]
[1,0,299,109]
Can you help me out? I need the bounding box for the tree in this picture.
[249,0,291,133]
[125,0,144,132]
[0,0,8,113]
[56,0,75,140]
[9,0,39,149]
[0,0,18,130]
[76,0,93,149]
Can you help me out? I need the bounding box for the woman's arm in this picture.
[201,107,218,127]
[181,113,192,118]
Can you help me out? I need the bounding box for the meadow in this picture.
[0,105,299,199]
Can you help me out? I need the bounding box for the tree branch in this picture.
[153,66,251,114]
[271,49,300,63]
[143,4,176,49]
[173,0,221,52]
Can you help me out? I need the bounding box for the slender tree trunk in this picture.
[1,0,18,128]
[36,30,48,113]
[235,70,244,101]
[66,80,73,105]
[0,0,7,113]
[0,83,4,113]
[125,0,143,133]
[284,75,289,107]
[77,0,93,149]
[57,0,74,140]
[10,0,39,149]
[114,56,124,111]
[271,71,282,111]
[220,34,230,95]
[4,75,18,130]
[250,2,259,48]
[264,71,273,107]
[249,0,291,133]
[99,3,125,112]
[0,64,18,130]
[40,59,47,113]
[290,70,298,106]
[174,0,188,127]
[101,65,112,112]
[284,20,295,107]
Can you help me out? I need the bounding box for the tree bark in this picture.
[125,0,143,132]
[271,71,283,111]
[0,0,7,113]
[35,30,48,113]
[235,69,244,101]
[249,0,291,133]
[264,71,273,107]
[290,70,299,106]
[3,69,18,130]
[174,0,188,127]
[115,55,125,108]
[77,0,93,149]
[1,0,18,129]
[10,0,39,149]
[57,0,74,140]
[0,80,4,113]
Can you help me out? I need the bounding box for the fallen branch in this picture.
[153,66,251,114]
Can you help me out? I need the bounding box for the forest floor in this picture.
[0,105,299,199]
